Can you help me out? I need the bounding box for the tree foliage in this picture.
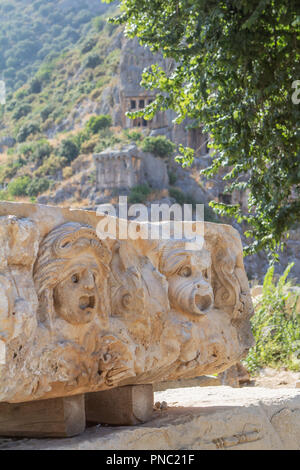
[141,136,175,158]
[57,139,79,164]
[108,0,300,255]
[85,114,112,133]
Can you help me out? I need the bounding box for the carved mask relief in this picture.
[158,242,214,317]
[33,223,111,328]
[0,204,253,403]
[53,253,104,325]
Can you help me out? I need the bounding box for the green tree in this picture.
[7,175,31,197]
[16,122,40,142]
[26,177,50,197]
[109,0,300,255]
[85,114,112,134]
[12,103,32,120]
[85,53,102,69]
[57,138,79,164]
[141,136,175,158]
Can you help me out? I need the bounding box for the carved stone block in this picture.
[86,384,154,425]
[0,202,254,407]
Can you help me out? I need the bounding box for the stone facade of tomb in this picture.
[99,37,209,157]
[93,144,169,191]
[93,145,143,190]
[0,201,253,404]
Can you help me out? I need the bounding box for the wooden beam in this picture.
[0,394,85,438]
[86,385,154,426]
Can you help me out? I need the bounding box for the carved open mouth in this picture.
[194,294,212,314]
[79,295,95,311]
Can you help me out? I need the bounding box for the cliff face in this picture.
[99,37,208,154]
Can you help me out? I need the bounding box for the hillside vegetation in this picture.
[245,264,300,374]
[0,1,128,201]
[0,1,212,214]
[0,0,112,91]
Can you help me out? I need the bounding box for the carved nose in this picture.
[82,271,95,289]
[196,280,209,292]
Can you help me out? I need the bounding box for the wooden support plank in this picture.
[86,384,154,426]
[0,394,85,438]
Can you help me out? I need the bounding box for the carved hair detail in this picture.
[33,222,111,329]
[34,222,111,296]
[208,234,252,319]
[212,248,239,308]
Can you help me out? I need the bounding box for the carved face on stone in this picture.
[159,243,214,317]
[33,222,111,328]
[53,252,104,325]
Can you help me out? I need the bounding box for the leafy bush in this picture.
[17,142,35,158]
[71,130,90,148]
[35,154,67,177]
[13,103,32,120]
[81,137,98,154]
[16,123,40,142]
[141,136,175,158]
[57,138,79,164]
[85,115,112,134]
[124,130,143,142]
[0,158,25,184]
[15,89,28,100]
[26,177,50,197]
[29,77,42,94]
[81,38,97,54]
[245,264,300,374]
[85,53,102,69]
[168,170,177,185]
[17,139,51,163]
[31,140,52,163]
[40,105,54,121]
[7,175,31,197]
[128,184,151,204]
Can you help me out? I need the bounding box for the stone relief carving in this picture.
[155,242,214,317]
[33,222,111,327]
[213,430,261,449]
[0,203,254,403]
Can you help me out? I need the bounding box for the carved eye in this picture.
[71,273,79,284]
[179,266,192,277]
[203,269,209,280]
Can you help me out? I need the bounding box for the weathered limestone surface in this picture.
[1,387,300,450]
[0,202,253,404]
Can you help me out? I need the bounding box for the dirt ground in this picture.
[250,368,300,389]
